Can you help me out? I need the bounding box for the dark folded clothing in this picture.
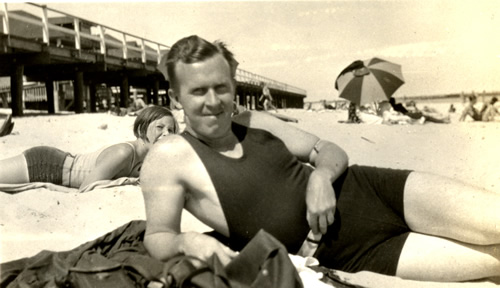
[1,222,304,288]
[1,220,164,288]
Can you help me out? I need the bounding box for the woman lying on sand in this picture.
[0,106,178,192]
[351,101,422,125]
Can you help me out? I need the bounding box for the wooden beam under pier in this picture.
[10,64,24,116]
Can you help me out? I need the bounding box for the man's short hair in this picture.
[165,35,238,91]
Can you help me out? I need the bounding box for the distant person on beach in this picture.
[378,101,424,125]
[345,102,361,123]
[459,95,482,121]
[388,97,408,115]
[0,106,178,192]
[448,104,456,113]
[141,35,500,282]
[351,101,419,125]
[343,102,383,124]
[480,97,499,122]
[259,83,278,112]
[389,98,450,124]
[109,103,128,116]
[127,93,149,116]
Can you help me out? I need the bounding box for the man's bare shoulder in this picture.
[151,134,190,153]
[143,134,195,173]
[158,133,198,158]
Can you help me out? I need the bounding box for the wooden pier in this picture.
[0,3,307,116]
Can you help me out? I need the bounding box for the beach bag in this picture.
[164,229,303,288]
[164,255,230,288]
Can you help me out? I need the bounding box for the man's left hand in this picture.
[305,169,336,235]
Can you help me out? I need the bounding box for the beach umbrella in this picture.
[335,58,404,106]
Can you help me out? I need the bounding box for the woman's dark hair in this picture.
[133,106,177,141]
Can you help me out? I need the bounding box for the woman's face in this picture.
[146,116,177,144]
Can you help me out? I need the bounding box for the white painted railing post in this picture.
[1,3,9,36]
[41,5,49,44]
[97,25,105,54]
[73,18,81,50]
[157,44,161,64]
[141,38,146,63]
[122,33,127,60]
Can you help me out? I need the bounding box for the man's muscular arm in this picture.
[306,139,348,235]
[234,111,348,235]
[140,135,237,265]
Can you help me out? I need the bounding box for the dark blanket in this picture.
[1,220,163,287]
[0,221,308,288]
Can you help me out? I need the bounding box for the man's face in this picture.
[170,54,235,140]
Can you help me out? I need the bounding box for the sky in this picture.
[6,1,500,102]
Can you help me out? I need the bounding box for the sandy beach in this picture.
[1,104,499,271]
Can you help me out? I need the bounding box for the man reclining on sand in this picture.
[141,35,500,283]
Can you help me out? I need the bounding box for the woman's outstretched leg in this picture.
[0,154,29,184]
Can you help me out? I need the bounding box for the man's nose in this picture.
[205,89,222,106]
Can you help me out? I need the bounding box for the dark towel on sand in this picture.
[0,221,163,287]
[1,221,308,288]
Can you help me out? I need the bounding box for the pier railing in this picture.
[1,2,307,96]
[235,69,306,95]
[1,2,169,64]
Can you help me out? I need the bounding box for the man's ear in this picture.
[168,89,182,109]
[232,78,238,92]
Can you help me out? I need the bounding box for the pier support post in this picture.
[146,86,151,105]
[10,64,24,116]
[251,94,257,110]
[153,79,159,105]
[89,82,97,112]
[45,78,55,114]
[245,94,250,110]
[73,71,85,113]
[120,76,129,108]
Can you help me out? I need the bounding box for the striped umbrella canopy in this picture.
[335,58,405,106]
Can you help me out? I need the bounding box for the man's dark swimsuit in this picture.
[182,123,312,253]
[181,122,412,275]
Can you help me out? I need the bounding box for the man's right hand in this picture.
[181,232,238,266]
